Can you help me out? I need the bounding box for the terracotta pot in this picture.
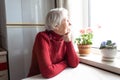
[77,44,91,56]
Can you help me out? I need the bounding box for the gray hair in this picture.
[45,8,68,30]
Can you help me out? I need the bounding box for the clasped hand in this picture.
[62,28,72,42]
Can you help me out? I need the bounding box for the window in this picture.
[77,0,120,74]
[69,0,120,74]
[90,0,120,50]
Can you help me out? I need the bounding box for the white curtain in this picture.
[55,0,70,9]
[55,0,71,20]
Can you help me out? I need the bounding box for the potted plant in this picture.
[75,28,93,56]
[99,40,117,61]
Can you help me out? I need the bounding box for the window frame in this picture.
[71,0,120,75]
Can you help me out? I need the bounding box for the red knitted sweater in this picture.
[28,30,79,78]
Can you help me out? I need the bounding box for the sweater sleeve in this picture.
[65,42,80,67]
[33,33,67,78]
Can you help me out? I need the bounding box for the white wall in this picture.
[5,0,54,80]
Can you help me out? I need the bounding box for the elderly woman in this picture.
[28,8,79,78]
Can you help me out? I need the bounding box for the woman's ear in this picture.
[54,25,59,30]
[53,27,58,32]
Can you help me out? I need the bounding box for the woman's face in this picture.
[57,17,71,35]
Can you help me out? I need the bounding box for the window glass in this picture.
[90,0,120,50]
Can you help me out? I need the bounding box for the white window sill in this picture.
[22,63,120,80]
[79,49,120,74]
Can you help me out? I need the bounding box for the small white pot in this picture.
[101,48,117,61]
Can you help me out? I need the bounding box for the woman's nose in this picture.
[68,20,72,25]
[69,20,72,26]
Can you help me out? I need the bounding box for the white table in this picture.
[22,63,120,80]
